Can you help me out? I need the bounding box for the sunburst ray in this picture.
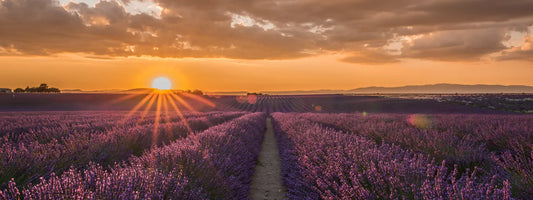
[169,92,196,112]
[120,92,155,124]
[152,93,162,146]
[137,92,158,124]
[181,92,216,108]
[167,93,193,134]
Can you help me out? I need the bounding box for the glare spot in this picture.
[407,114,432,129]
[152,77,172,90]
[247,95,258,104]
[236,96,247,103]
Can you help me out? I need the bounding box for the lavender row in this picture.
[300,113,533,197]
[131,112,267,199]
[1,112,266,199]
[0,111,224,144]
[215,96,316,113]
[0,111,245,188]
[271,113,512,199]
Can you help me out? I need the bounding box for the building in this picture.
[0,88,12,93]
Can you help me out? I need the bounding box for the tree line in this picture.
[14,84,60,93]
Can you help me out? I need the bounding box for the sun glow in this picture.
[117,81,216,146]
[152,77,172,90]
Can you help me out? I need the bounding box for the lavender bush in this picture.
[1,112,266,199]
[272,113,513,199]
[0,111,245,188]
[299,113,533,198]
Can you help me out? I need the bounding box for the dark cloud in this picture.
[1,0,533,63]
[0,0,86,55]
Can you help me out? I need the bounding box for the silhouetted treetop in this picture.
[15,83,60,93]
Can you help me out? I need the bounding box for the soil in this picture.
[249,117,287,200]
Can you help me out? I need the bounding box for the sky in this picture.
[1,0,533,92]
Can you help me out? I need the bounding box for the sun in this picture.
[152,77,172,90]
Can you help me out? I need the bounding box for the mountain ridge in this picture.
[53,84,533,95]
[346,83,533,94]
[257,84,533,95]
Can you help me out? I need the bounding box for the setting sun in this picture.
[152,77,172,90]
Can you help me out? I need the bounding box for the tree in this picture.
[191,89,203,95]
[48,87,60,93]
[37,83,48,92]
[14,88,24,93]
[20,84,60,93]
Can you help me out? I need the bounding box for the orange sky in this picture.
[1,0,533,92]
[1,54,533,92]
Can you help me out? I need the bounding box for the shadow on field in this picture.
[0,93,511,114]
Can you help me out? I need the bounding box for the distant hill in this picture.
[348,84,533,94]
[63,89,127,93]
[259,89,342,95]
[62,88,157,93]
[121,88,158,93]
[62,89,84,93]
[49,84,533,95]
[62,88,204,94]
[206,91,248,96]
[256,84,533,95]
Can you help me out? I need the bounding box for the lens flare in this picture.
[247,95,258,104]
[407,114,432,129]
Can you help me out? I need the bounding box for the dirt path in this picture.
[250,117,287,200]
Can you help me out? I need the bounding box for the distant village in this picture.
[0,83,60,93]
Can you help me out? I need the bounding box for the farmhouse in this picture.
[0,88,12,93]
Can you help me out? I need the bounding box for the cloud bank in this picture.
[1,0,532,63]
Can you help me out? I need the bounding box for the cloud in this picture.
[497,35,533,61]
[1,0,533,63]
[400,28,509,61]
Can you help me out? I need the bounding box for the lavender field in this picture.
[272,113,532,199]
[4,0,533,198]
[1,111,266,199]
[0,94,532,199]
